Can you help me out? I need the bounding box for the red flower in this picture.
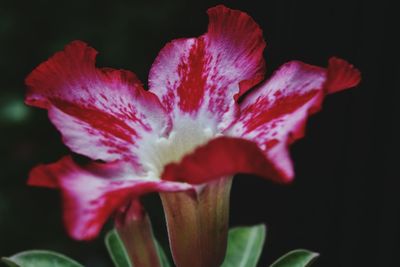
[26,5,360,241]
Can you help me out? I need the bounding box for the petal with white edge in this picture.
[28,157,192,240]
[149,5,266,131]
[26,41,171,167]
[228,58,361,182]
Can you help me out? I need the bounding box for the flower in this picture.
[26,4,360,244]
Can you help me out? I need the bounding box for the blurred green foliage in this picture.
[0,97,30,123]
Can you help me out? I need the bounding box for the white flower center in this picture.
[138,116,217,180]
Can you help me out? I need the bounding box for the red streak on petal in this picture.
[242,90,319,133]
[176,38,208,112]
[265,139,279,149]
[52,99,137,143]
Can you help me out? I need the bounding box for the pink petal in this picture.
[26,41,171,165]
[148,5,265,129]
[228,58,361,181]
[325,57,361,93]
[28,162,60,188]
[162,137,283,184]
[29,157,191,240]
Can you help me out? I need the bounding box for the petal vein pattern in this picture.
[26,41,171,167]
[148,5,266,131]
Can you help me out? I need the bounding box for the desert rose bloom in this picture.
[26,5,360,267]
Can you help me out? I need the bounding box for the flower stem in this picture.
[115,200,161,267]
[160,176,232,267]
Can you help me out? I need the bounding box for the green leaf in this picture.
[221,224,266,267]
[1,250,83,267]
[155,241,171,267]
[105,229,132,267]
[270,249,319,267]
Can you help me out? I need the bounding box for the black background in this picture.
[0,0,396,266]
